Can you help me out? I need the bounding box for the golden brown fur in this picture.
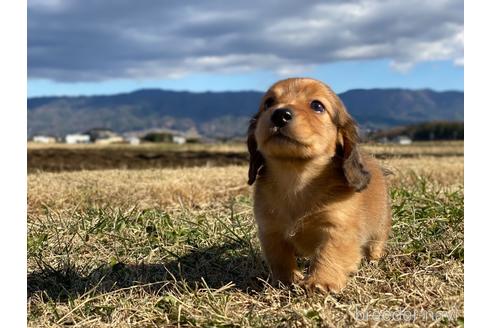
[247,78,391,292]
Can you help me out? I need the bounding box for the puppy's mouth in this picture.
[267,128,306,147]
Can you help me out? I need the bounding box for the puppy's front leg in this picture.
[259,231,301,285]
[303,228,361,293]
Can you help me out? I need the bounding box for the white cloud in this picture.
[389,60,414,73]
[28,0,464,81]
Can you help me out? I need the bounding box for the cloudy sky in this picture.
[27,0,463,97]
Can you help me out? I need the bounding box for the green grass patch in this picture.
[28,177,463,327]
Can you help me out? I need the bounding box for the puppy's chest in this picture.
[265,186,331,229]
[258,178,342,249]
[265,184,309,214]
[272,195,331,256]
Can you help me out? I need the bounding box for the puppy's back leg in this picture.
[364,212,391,261]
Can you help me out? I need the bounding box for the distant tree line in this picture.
[367,121,464,141]
[142,132,174,143]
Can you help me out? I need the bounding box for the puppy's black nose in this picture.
[271,108,293,127]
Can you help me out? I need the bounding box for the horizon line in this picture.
[27,86,465,99]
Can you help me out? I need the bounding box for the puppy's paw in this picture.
[292,269,304,283]
[272,270,304,286]
[365,242,386,261]
[300,274,346,293]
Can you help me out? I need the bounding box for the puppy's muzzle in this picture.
[271,108,293,128]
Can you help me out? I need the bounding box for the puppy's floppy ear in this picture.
[247,112,265,185]
[335,102,371,191]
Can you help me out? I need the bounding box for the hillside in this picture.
[27,88,463,138]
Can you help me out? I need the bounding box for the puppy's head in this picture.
[247,78,370,190]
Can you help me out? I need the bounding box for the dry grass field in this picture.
[28,141,463,173]
[27,141,463,327]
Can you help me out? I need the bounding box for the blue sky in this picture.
[28,0,463,97]
[28,59,463,97]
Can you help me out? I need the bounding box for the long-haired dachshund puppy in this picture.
[247,78,391,292]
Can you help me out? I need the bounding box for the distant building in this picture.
[84,128,123,144]
[95,136,124,144]
[395,135,412,145]
[126,136,141,145]
[183,128,201,143]
[65,134,90,144]
[32,135,57,144]
[172,135,186,144]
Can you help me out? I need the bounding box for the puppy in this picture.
[247,78,391,292]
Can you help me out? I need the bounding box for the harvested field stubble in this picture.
[27,141,463,172]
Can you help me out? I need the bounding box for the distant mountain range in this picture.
[27,88,464,138]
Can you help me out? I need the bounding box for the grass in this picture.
[27,143,464,327]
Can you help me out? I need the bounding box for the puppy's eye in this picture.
[310,100,325,113]
[264,97,275,110]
